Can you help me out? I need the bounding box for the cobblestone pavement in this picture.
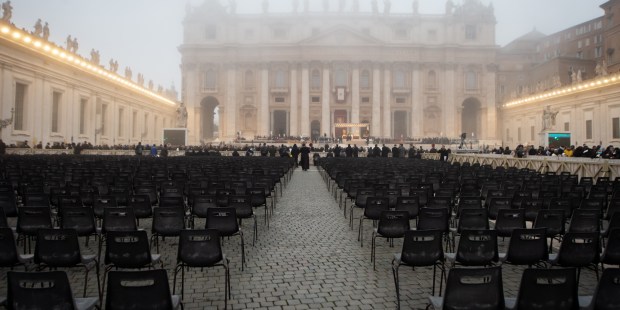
[1,166,599,309]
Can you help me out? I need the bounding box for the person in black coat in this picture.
[333,144,342,157]
[345,144,353,157]
[381,144,390,157]
[291,144,300,167]
[392,144,400,158]
[300,143,311,171]
[372,144,381,157]
[352,145,359,157]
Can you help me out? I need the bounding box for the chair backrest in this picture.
[17,206,53,235]
[105,269,174,310]
[363,196,390,220]
[376,211,410,238]
[0,227,19,266]
[8,271,77,310]
[60,206,96,236]
[395,196,419,219]
[0,207,8,227]
[400,230,444,266]
[442,266,504,310]
[35,228,81,267]
[549,197,574,218]
[152,207,185,236]
[102,208,137,233]
[514,268,579,310]
[602,228,620,265]
[105,230,152,268]
[159,196,184,209]
[494,209,525,237]
[568,209,601,233]
[205,207,239,236]
[591,268,620,310]
[455,229,499,266]
[521,198,546,221]
[487,197,512,220]
[228,195,253,218]
[556,232,600,267]
[191,195,217,217]
[417,207,450,232]
[533,209,566,236]
[177,229,223,267]
[457,208,489,232]
[506,228,548,265]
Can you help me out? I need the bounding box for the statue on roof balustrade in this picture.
[72,37,78,53]
[412,0,419,14]
[125,67,132,80]
[371,0,378,14]
[262,0,268,13]
[228,0,236,14]
[148,80,154,90]
[66,35,73,51]
[384,0,391,14]
[137,73,144,86]
[42,22,49,40]
[1,1,12,23]
[90,49,100,65]
[292,0,299,13]
[33,19,42,37]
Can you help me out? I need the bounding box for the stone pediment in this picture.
[298,25,384,47]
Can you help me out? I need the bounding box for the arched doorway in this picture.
[461,98,481,139]
[200,96,219,141]
[393,110,408,140]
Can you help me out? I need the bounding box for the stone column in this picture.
[183,66,199,145]
[260,65,270,136]
[290,64,299,136]
[412,64,423,138]
[226,65,237,139]
[300,63,310,137]
[351,65,360,136]
[372,64,381,137]
[485,64,497,140]
[383,66,392,138]
[321,65,330,137]
[444,64,456,137]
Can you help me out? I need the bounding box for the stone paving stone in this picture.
[0,165,601,309]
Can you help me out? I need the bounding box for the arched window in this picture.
[428,70,437,89]
[335,69,347,87]
[244,70,255,89]
[393,70,406,89]
[360,70,370,89]
[275,70,287,88]
[311,69,321,89]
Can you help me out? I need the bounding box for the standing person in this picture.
[150,144,157,156]
[291,144,300,167]
[300,142,311,171]
[345,144,353,157]
[135,142,143,156]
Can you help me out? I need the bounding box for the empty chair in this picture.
[173,230,229,307]
[128,195,153,226]
[206,207,245,271]
[0,227,33,271]
[549,232,600,284]
[34,228,100,298]
[579,268,620,310]
[533,209,566,252]
[392,230,445,309]
[494,209,526,238]
[453,208,489,234]
[103,230,162,289]
[505,268,579,310]
[601,228,620,268]
[371,210,410,270]
[105,269,182,310]
[446,229,499,267]
[487,197,512,220]
[60,207,98,246]
[427,266,504,310]
[394,196,420,221]
[16,206,53,253]
[500,228,549,267]
[521,198,546,222]
[189,195,217,228]
[417,207,451,250]
[569,209,601,233]
[151,207,185,252]
[7,270,99,310]
[358,197,389,247]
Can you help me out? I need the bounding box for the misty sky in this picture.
[9,0,607,99]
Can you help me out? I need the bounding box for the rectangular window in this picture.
[613,117,620,139]
[275,97,285,103]
[531,126,535,142]
[564,122,570,131]
[506,129,510,141]
[595,46,603,58]
[273,28,287,39]
[395,97,406,104]
[578,40,582,48]
[205,24,217,40]
[576,51,583,59]
[101,104,108,135]
[586,119,593,140]
[518,127,522,142]
[361,97,370,104]
[118,108,124,136]
[14,82,26,131]
[143,114,148,137]
[79,98,87,134]
[311,96,320,103]
[394,28,407,39]
[465,25,477,40]
[51,91,61,133]
[465,71,478,90]
[428,29,437,41]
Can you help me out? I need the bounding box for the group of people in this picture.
[134,142,169,157]
[497,144,620,159]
